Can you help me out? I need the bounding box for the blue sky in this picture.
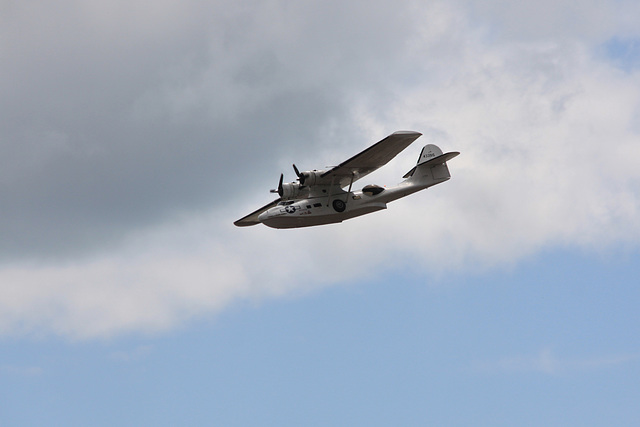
[3,249,639,426]
[2,0,640,425]
[605,37,640,72]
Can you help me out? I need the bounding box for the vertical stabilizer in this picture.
[402,144,460,185]
[416,144,444,165]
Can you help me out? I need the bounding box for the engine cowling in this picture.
[280,182,303,199]
[293,164,323,187]
[298,170,320,186]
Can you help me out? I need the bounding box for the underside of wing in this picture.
[320,131,422,187]
[234,198,281,227]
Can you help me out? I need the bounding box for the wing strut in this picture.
[344,172,355,207]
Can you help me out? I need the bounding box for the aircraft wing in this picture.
[234,198,281,227]
[319,131,422,187]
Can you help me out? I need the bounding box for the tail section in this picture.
[403,144,460,185]
[416,144,444,166]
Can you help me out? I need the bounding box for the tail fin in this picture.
[416,144,444,166]
[403,144,460,184]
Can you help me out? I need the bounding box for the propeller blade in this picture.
[292,164,305,185]
[270,173,284,196]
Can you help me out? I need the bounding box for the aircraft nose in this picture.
[257,210,270,222]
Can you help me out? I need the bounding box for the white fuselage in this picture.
[233,134,459,229]
[257,175,449,229]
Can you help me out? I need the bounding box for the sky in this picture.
[1,0,639,425]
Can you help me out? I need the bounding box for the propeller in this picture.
[292,164,305,185]
[270,173,284,197]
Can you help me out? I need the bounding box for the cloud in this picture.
[476,348,640,375]
[1,0,640,337]
[382,40,640,266]
[462,0,640,42]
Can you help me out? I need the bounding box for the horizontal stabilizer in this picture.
[403,151,460,178]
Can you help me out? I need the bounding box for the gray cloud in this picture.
[2,0,423,260]
[464,0,640,42]
[1,0,640,337]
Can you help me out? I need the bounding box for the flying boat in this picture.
[234,131,459,229]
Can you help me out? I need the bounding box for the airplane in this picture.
[234,130,459,229]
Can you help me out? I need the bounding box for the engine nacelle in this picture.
[280,182,303,199]
[299,170,321,186]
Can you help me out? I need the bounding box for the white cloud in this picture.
[378,38,640,265]
[1,0,640,338]
[477,348,640,374]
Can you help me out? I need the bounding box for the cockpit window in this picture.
[277,201,295,206]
